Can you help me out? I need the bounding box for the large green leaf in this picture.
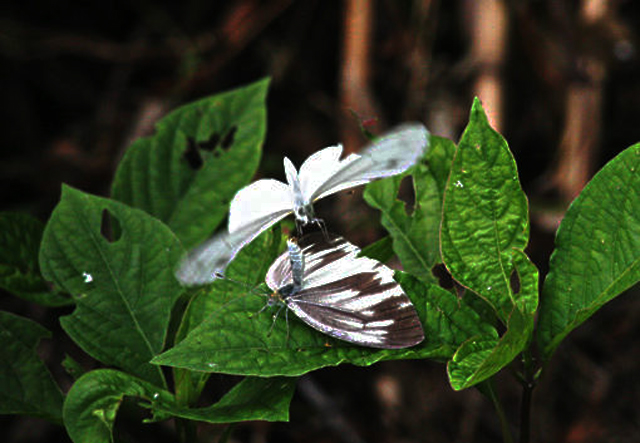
[440,98,532,322]
[0,311,63,423]
[152,272,495,376]
[439,99,538,389]
[63,369,174,443]
[537,143,640,362]
[158,377,297,424]
[40,186,183,387]
[0,212,70,306]
[112,78,269,248]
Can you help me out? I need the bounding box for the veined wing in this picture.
[228,179,293,233]
[266,233,424,349]
[176,212,288,285]
[305,123,429,202]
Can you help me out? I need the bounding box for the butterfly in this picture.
[176,123,429,286]
[264,232,424,349]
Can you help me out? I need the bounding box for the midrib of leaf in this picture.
[491,216,513,308]
[367,192,431,275]
[579,255,639,315]
[79,210,163,385]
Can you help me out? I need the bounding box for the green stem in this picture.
[486,379,515,443]
[519,348,536,443]
[176,417,197,443]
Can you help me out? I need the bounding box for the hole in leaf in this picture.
[198,132,221,152]
[510,269,521,295]
[220,125,237,149]
[183,138,204,170]
[432,264,467,297]
[398,175,416,215]
[432,263,454,290]
[101,209,121,243]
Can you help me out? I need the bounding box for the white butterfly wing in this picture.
[297,144,348,203]
[177,211,288,285]
[266,233,424,348]
[228,178,293,234]
[303,123,429,202]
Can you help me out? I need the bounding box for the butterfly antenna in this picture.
[214,272,266,296]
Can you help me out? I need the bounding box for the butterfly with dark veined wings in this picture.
[176,123,430,286]
[265,232,424,349]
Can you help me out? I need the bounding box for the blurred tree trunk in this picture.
[467,0,508,133]
[552,0,609,202]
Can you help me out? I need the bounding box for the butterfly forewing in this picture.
[266,233,424,349]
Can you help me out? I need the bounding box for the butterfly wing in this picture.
[228,179,293,234]
[302,123,429,203]
[176,212,287,285]
[297,144,348,203]
[267,233,424,349]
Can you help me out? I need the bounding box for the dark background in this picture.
[1,1,639,442]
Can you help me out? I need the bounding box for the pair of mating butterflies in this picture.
[177,124,429,349]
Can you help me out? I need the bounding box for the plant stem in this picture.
[176,417,198,443]
[486,379,515,443]
[218,424,236,443]
[519,348,536,443]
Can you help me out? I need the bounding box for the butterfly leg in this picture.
[267,304,285,337]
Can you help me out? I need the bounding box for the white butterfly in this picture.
[265,233,424,349]
[176,123,429,286]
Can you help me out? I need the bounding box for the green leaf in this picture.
[448,304,533,390]
[63,369,174,443]
[0,212,71,306]
[358,236,394,263]
[152,272,494,376]
[39,186,184,387]
[401,273,497,361]
[112,78,269,248]
[0,311,63,423]
[440,98,532,322]
[364,164,440,283]
[537,143,640,362]
[426,136,457,195]
[158,377,297,423]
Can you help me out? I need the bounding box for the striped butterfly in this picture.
[176,123,429,286]
[265,232,424,349]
